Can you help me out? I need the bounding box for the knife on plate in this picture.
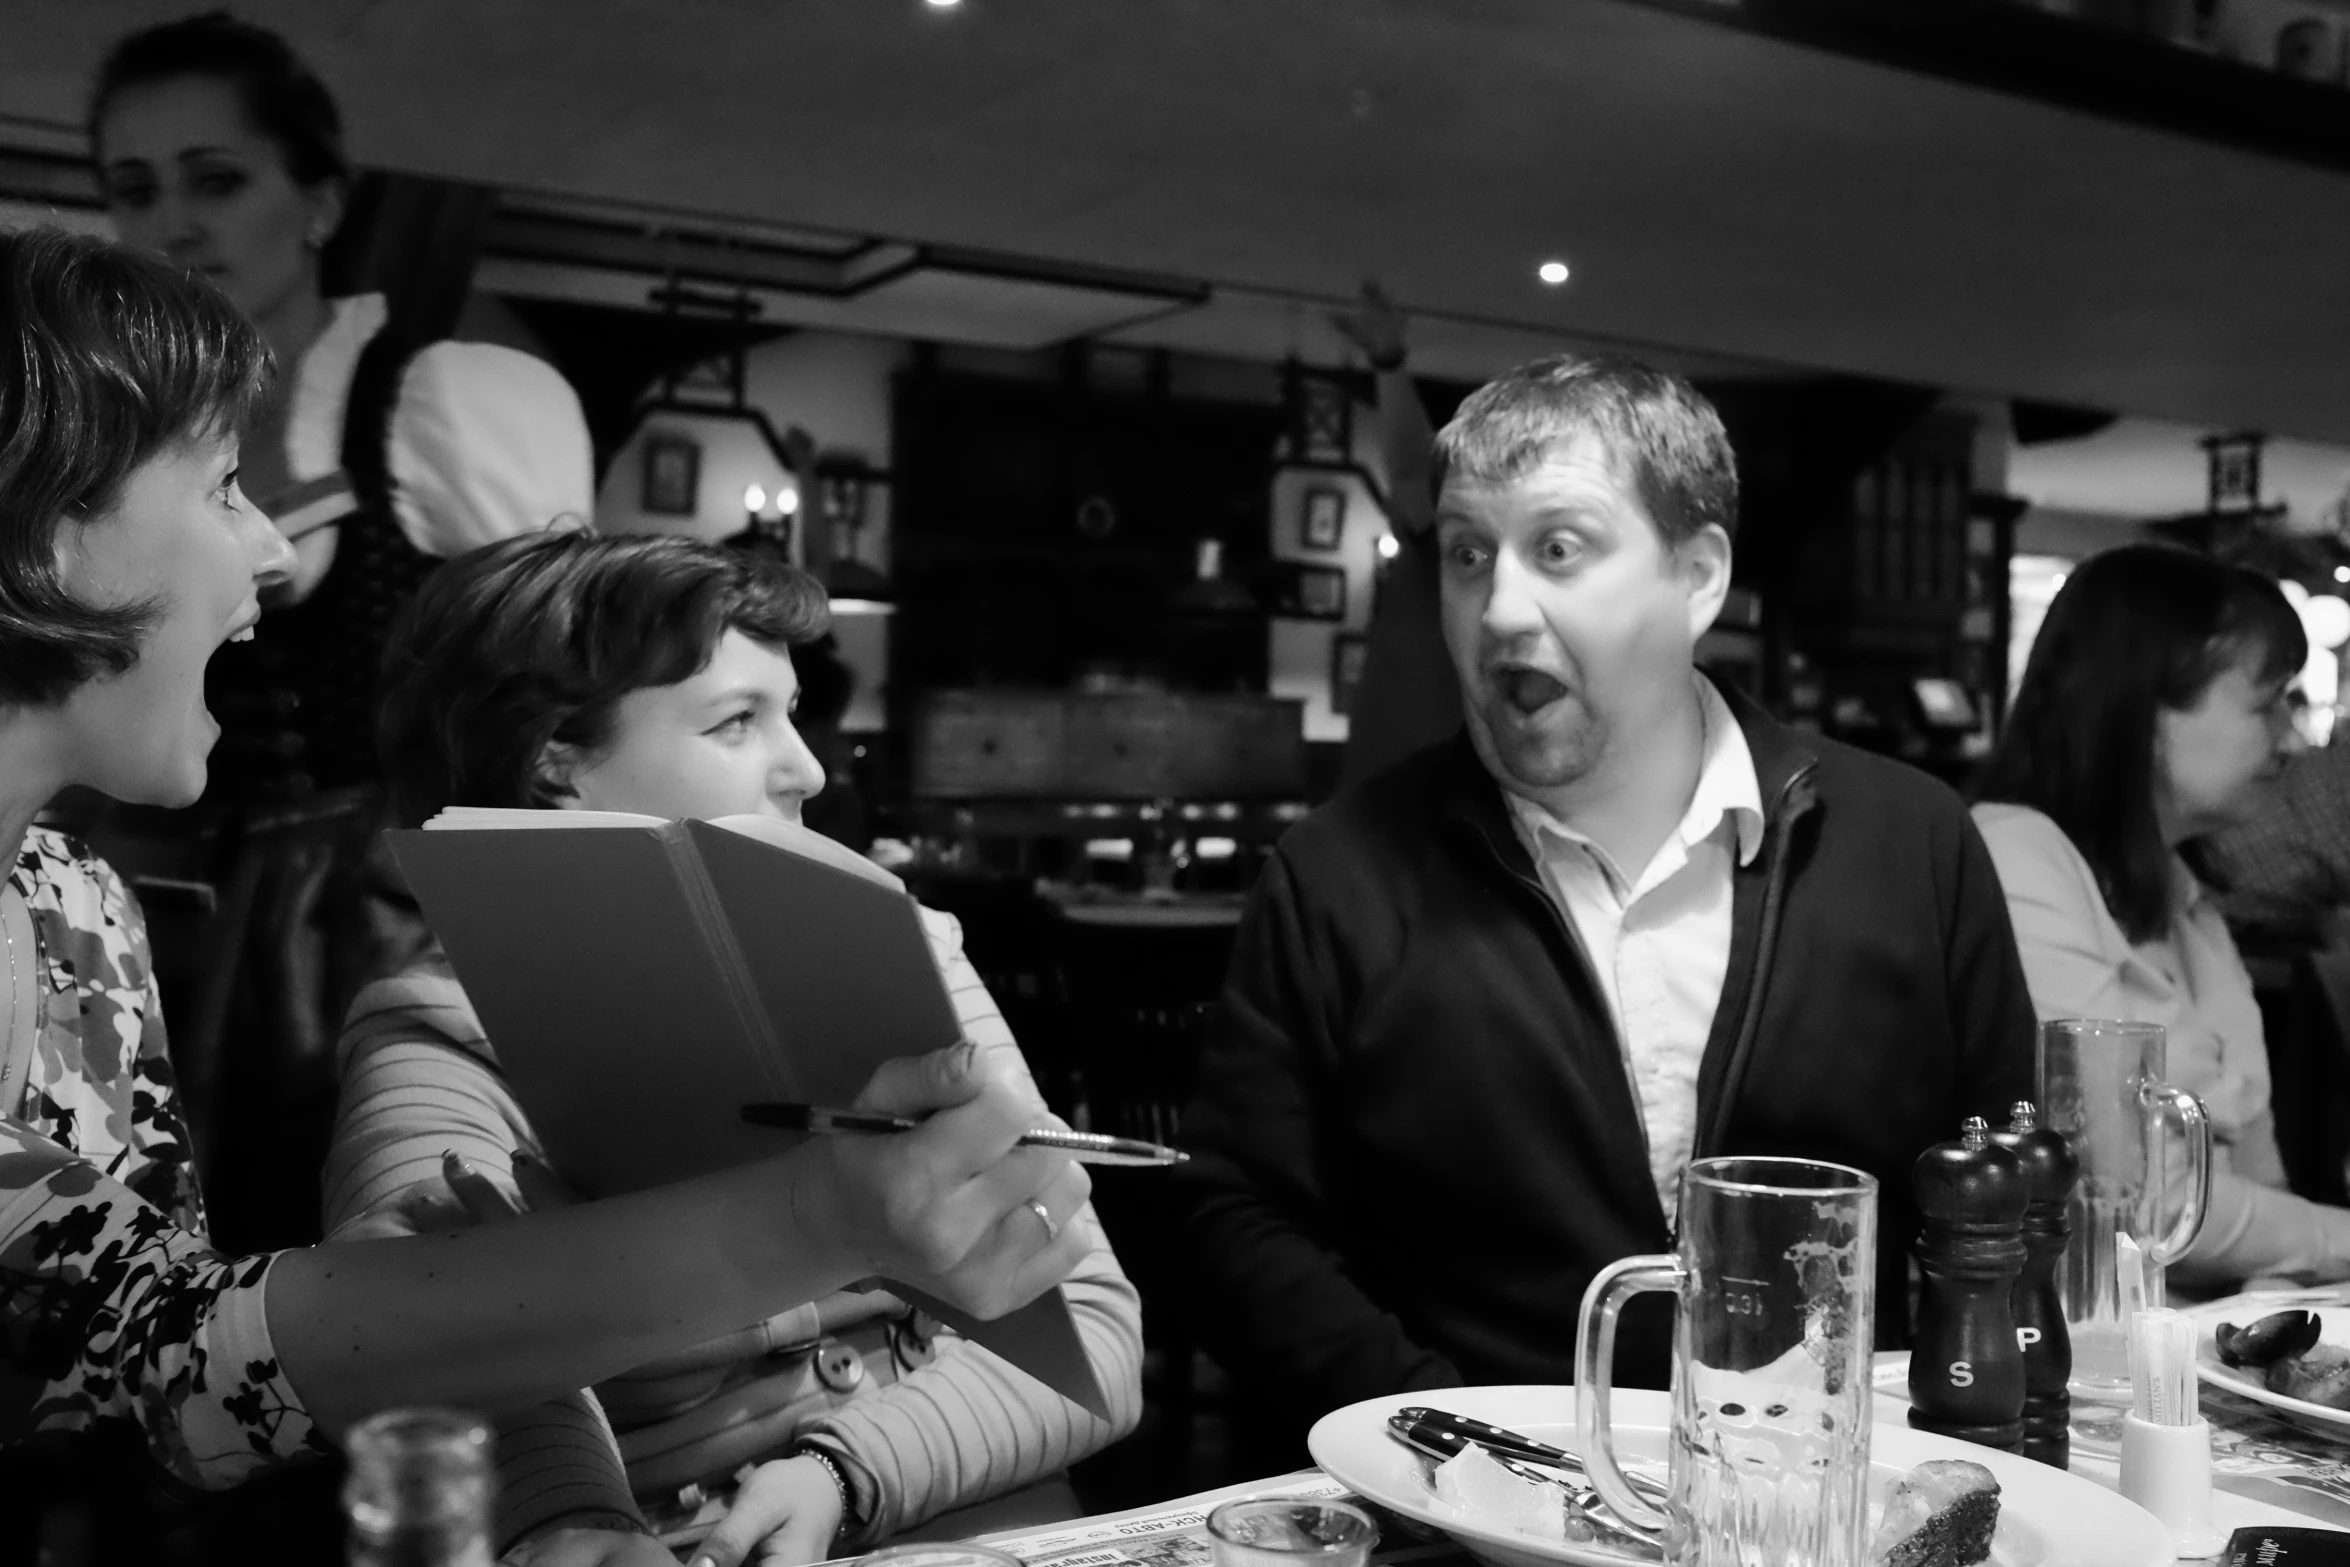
[1388,1407,1669,1504]
[1386,1411,1663,1553]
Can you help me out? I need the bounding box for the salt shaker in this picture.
[1909,1115,2029,1451]
[1991,1099,2079,1469]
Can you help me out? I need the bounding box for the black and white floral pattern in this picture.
[0,829,324,1485]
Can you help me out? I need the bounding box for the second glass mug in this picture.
[1576,1157,1879,1567]
[2036,1018,2210,1408]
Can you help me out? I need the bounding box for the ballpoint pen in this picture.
[740,1102,1188,1167]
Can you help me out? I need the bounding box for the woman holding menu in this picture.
[0,226,1086,1557]
[325,531,1144,1567]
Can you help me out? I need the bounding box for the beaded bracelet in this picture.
[794,1445,858,1539]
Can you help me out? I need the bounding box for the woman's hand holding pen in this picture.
[334,1040,1086,1323]
[799,1040,1091,1321]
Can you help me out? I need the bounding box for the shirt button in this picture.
[816,1342,866,1393]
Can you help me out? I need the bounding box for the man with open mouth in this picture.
[1173,353,2040,1454]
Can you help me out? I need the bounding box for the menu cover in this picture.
[386,808,1103,1415]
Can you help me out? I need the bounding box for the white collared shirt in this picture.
[1505,678,1764,1221]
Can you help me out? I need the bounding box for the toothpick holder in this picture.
[2119,1412,2225,1558]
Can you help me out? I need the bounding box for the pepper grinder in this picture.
[1992,1099,2080,1469]
[1910,1114,2030,1451]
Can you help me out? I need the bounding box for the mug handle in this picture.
[2141,1081,2211,1267]
[1574,1253,1679,1540]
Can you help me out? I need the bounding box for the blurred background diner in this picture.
[11,0,2350,1553]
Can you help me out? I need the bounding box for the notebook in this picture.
[386,809,1105,1415]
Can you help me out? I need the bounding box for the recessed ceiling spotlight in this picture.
[925,0,961,9]
[1536,259,1571,286]
[2334,564,2349,584]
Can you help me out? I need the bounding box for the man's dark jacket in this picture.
[1173,685,2038,1432]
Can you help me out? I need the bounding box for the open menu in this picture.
[387,808,1106,1416]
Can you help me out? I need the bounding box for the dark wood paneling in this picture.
[891,363,1283,692]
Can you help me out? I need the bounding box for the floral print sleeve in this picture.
[0,828,326,1486]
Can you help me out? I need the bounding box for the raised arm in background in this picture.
[1331,281,1462,791]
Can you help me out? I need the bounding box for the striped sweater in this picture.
[322,905,1142,1551]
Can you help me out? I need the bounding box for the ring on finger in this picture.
[1025,1198,1061,1243]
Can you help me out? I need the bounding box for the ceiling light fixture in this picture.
[925,0,961,9]
[1536,259,1571,286]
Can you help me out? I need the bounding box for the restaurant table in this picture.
[1036,884,1249,930]
[947,1356,2350,1567]
[1035,881,1239,1142]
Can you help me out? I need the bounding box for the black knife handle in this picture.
[1396,1405,1574,1467]
[1386,1411,1474,1461]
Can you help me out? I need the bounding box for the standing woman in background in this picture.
[86,12,594,1243]
[90,10,593,801]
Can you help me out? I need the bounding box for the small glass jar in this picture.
[1205,1497,1379,1567]
[342,1406,495,1567]
[856,1545,1027,1567]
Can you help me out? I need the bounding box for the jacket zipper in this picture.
[1459,757,1818,1232]
[1463,821,1614,1035]
[1692,760,1817,1162]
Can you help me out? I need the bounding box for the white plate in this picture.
[1306,1385,2175,1567]
[2181,1286,2350,1433]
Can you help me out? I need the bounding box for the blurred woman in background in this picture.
[1973,543,2350,1284]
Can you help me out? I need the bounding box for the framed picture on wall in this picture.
[1330,633,1368,716]
[641,433,702,516]
[1273,561,1348,621]
[1301,485,1348,552]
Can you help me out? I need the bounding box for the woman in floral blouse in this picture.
[0,227,1091,1519]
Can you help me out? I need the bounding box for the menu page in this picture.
[2199,1386,2350,1527]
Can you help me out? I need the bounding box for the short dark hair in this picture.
[1974,543,2305,943]
[89,11,350,188]
[378,532,833,824]
[0,226,271,706]
[1432,354,1739,548]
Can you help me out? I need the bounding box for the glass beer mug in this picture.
[2036,1019,2210,1411]
[1575,1157,1879,1567]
